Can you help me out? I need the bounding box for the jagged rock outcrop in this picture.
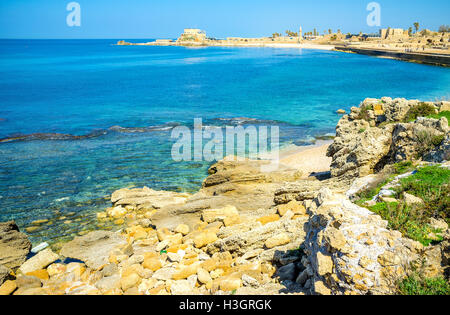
[425,133,450,162]
[327,97,449,178]
[108,158,309,230]
[205,211,308,262]
[274,177,352,205]
[0,221,32,270]
[302,188,446,295]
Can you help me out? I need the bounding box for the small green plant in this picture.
[358,128,366,134]
[392,161,414,175]
[398,273,450,295]
[357,104,373,121]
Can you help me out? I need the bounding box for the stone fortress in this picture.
[116,26,450,66]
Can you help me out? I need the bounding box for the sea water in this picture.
[0,39,449,244]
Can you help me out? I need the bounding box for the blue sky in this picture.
[0,0,449,39]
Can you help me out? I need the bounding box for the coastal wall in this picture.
[335,45,450,67]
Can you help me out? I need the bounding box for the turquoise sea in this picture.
[1,39,449,245]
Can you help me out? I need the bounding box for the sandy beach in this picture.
[279,141,333,176]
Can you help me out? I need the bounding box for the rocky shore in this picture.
[1,97,449,295]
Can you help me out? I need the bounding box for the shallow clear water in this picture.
[0,39,449,245]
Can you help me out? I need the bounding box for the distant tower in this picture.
[299,26,303,41]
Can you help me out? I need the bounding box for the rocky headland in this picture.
[1,97,449,295]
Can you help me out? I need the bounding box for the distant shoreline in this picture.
[116,40,450,67]
[116,40,335,51]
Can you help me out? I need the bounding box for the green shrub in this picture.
[357,165,449,246]
[405,102,437,122]
[367,202,438,246]
[357,104,373,121]
[393,161,414,174]
[398,274,450,295]
[426,111,450,126]
[415,130,445,158]
[431,134,445,146]
[398,166,450,222]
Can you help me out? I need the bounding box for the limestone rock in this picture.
[265,233,290,249]
[323,227,346,251]
[16,275,42,289]
[0,265,10,286]
[0,221,32,270]
[316,252,333,276]
[218,278,241,292]
[327,98,448,178]
[193,232,218,248]
[201,205,239,224]
[95,274,120,291]
[19,248,59,275]
[257,214,280,225]
[206,214,306,261]
[277,200,307,216]
[175,224,190,236]
[60,231,127,270]
[0,280,17,295]
[152,267,175,281]
[402,192,424,206]
[197,267,212,284]
[429,218,448,231]
[303,188,425,295]
[120,273,141,292]
[170,279,195,295]
[111,187,190,209]
[314,280,331,295]
[142,253,162,271]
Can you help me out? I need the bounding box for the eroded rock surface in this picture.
[327,98,449,178]
[0,221,32,270]
[302,188,447,295]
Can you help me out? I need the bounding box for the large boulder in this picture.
[301,188,442,295]
[327,98,449,178]
[18,248,59,275]
[0,221,32,270]
[60,231,127,270]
